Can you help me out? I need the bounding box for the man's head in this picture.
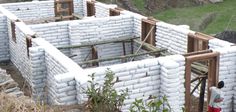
[218,81,224,89]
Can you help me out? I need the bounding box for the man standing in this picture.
[208,81,224,112]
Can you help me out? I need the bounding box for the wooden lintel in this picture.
[186,52,219,62]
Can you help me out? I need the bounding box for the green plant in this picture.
[129,95,172,112]
[85,69,128,112]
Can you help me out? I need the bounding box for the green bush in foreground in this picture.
[129,96,172,112]
[85,69,128,112]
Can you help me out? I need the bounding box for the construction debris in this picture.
[0,68,23,97]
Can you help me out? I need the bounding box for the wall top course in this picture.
[32,38,88,84]
[120,10,147,19]
[156,21,195,35]
[0,6,18,20]
[95,2,117,9]
[209,38,234,47]
[32,38,84,74]
[69,15,133,26]
[29,21,71,28]
[212,46,236,54]
[0,1,53,7]
[15,22,35,36]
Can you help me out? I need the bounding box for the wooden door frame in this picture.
[184,51,219,112]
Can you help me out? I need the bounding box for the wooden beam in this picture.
[131,26,155,61]
[190,75,207,83]
[133,39,160,51]
[184,50,212,57]
[78,49,167,65]
[199,77,206,112]
[57,37,138,49]
[191,78,203,95]
[72,13,81,19]
[186,52,219,62]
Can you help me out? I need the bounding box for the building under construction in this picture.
[0,0,235,112]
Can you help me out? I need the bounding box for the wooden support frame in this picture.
[109,7,123,16]
[187,32,214,53]
[11,19,21,43]
[141,18,157,46]
[11,21,16,43]
[57,37,138,49]
[79,49,166,65]
[54,0,74,20]
[87,1,95,17]
[26,35,36,57]
[184,51,219,112]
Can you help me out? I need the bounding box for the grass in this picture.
[152,0,236,34]
[130,0,146,12]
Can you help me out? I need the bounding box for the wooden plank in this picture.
[195,32,215,40]
[184,50,212,57]
[57,37,137,49]
[79,49,166,65]
[186,52,219,62]
[87,1,95,16]
[109,8,120,16]
[11,21,16,43]
[187,35,195,53]
[133,39,162,53]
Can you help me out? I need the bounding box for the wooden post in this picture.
[87,1,95,16]
[185,59,192,112]
[187,34,194,53]
[91,46,98,66]
[199,76,206,112]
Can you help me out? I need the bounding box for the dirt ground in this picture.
[0,61,31,96]
[0,61,84,112]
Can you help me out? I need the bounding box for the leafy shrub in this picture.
[85,69,128,112]
[129,95,172,112]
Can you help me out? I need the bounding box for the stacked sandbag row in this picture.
[213,47,236,112]
[68,15,134,45]
[120,10,147,37]
[156,22,190,54]
[159,55,185,111]
[79,58,161,111]
[2,1,54,21]
[29,22,71,56]
[73,0,84,16]
[47,73,77,105]
[95,2,117,18]
[29,47,47,101]
[0,68,24,97]
[209,38,234,49]
[0,14,9,61]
